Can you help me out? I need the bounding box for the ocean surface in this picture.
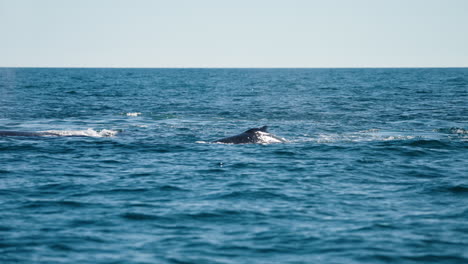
[0,68,467,264]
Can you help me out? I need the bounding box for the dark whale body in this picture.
[0,130,93,137]
[0,129,116,137]
[0,131,58,137]
[213,126,286,144]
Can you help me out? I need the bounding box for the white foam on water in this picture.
[125,112,141,117]
[40,128,118,137]
[297,132,419,144]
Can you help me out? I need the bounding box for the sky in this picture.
[1,0,467,68]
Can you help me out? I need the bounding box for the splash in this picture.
[256,131,288,144]
[40,128,118,137]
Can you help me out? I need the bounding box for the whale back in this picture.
[0,131,48,137]
[214,126,285,144]
[244,126,268,134]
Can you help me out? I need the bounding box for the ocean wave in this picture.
[205,190,299,202]
[445,76,467,84]
[358,129,381,133]
[20,200,87,209]
[180,209,265,221]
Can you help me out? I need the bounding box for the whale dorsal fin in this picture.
[244,126,268,134]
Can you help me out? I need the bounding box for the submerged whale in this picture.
[0,129,117,137]
[0,131,58,137]
[213,126,286,144]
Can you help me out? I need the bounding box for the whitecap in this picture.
[124,112,142,117]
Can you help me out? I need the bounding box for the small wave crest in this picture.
[40,128,118,137]
[122,112,141,117]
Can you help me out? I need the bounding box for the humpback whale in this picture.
[0,129,117,137]
[0,131,58,137]
[213,126,286,144]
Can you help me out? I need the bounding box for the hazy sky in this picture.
[1,0,467,67]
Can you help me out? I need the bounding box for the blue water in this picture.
[0,68,467,264]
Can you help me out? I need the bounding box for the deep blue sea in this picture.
[0,68,467,264]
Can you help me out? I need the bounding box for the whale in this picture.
[0,131,59,137]
[0,129,117,137]
[213,126,286,144]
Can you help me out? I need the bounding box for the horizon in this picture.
[1,0,468,68]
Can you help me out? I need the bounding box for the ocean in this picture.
[0,68,467,263]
